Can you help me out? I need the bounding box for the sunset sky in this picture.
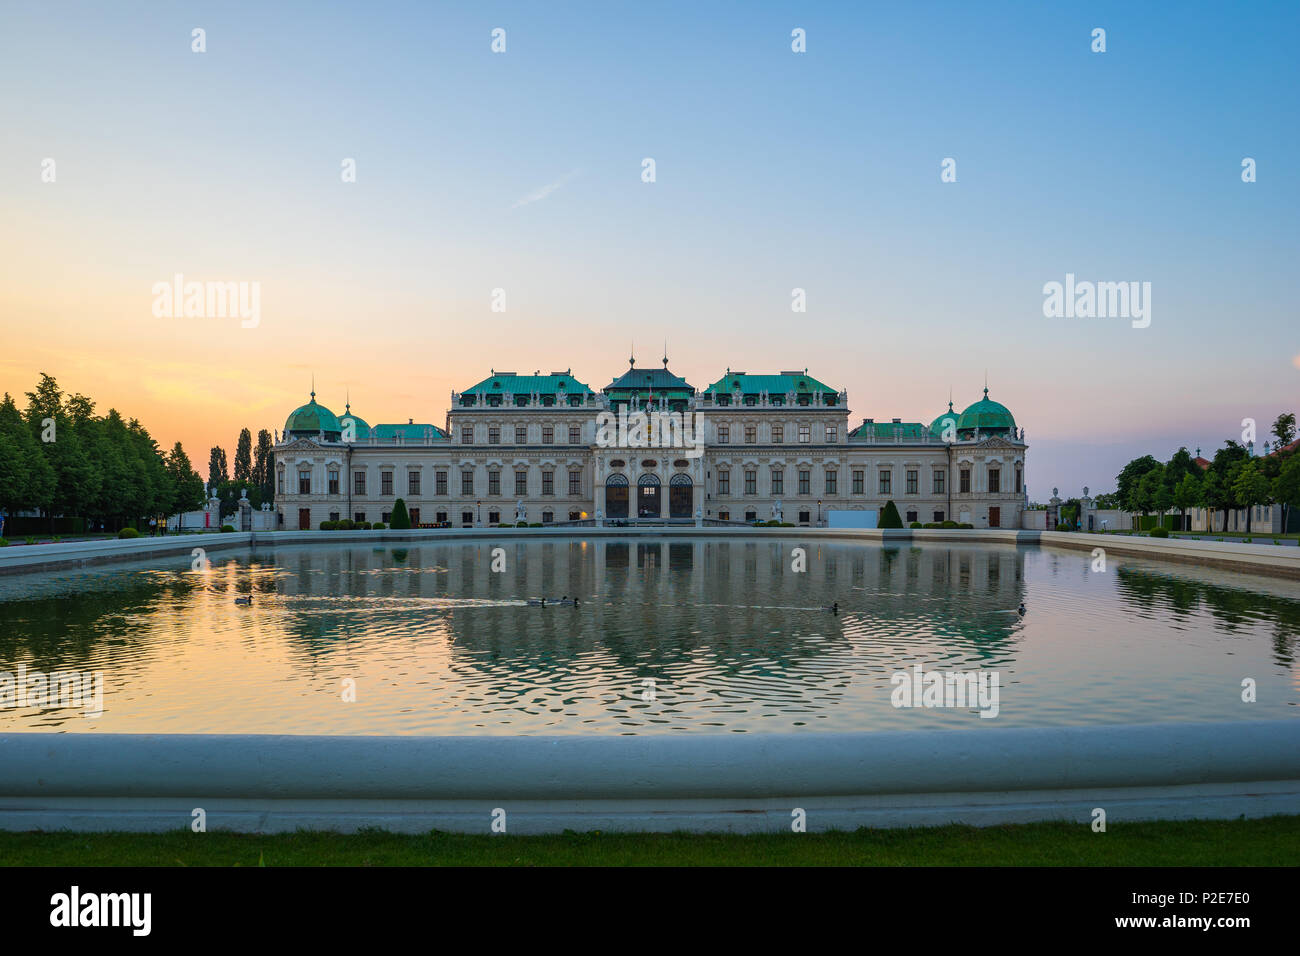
[1,0,1297,497]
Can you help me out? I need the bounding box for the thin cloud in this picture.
[511,169,581,209]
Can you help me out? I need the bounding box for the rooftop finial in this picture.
[345,388,350,413]
[629,340,635,368]
[663,339,668,368]
[311,372,315,401]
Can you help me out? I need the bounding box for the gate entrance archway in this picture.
[669,473,693,518]
[605,474,629,519]
[637,473,661,518]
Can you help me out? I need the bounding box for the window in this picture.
[933,470,945,495]
[381,471,393,496]
[718,424,729,444]
[771,468,784,495]
[435,471,448,495]
[988,468,1001,493]
[354,512,365,524]
[569,425,581,444]
[745,510,757,522]
[542,511,553,524]
[461,511,473,527]
[906,510,918,524]
[436,511,447,523]
[745,425,756,444]
[329,511,339,522]
[798,424,810,443]
[1015,467,1022,494]
[298,470,311,494]
[569,470,581,495]
[488,471,500,496]
[718,468,730,495]
[960,469,971,494]
[718,510,730,521]
[798,470,811,495]
[489,426,500,444]
[799,510,811,524]
[462,470,474,495]
[381,511,391,523]
[772,424,783,443]
[569,511,581,521]
[825,425,837,443]
[408,471,421,495]
[516,425,527,444]
[328,470,339,494]
[825,470,837,495]
[852,470,864,494]
[277,472,285,494]
[878,470,891,495]
[543,426,553,444]
[542,471,554,495]
[745,469,757,495]
[461,426,473,444]
[906,470,918,494]
[515,471,528,496]
[934,511,945,523]
[488,510,499,524]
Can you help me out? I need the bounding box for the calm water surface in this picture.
[1,538,1297,734]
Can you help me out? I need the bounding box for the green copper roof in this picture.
[851,420,928,440]
[462,371,593,396]
[371,422,448,443]
[285,393,341,436]
[704,370,837,397]
[605,363,694,394]
[929,401,959,438]
[957,388,1016,434]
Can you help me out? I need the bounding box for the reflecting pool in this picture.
[0,538,1297,733]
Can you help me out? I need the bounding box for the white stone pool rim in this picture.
[1,722,1297,833]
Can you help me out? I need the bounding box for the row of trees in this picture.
[0,373,206,531]
[1108,413,1299,533]
[205,427,275,517]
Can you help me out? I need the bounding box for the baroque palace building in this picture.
[273,356,1028,530]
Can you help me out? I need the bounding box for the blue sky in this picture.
[1,0,1297,495]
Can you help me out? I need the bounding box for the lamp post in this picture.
[817,499,822,527]
[476,500,482,527]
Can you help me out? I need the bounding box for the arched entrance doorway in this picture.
[605,473,629,519]
[637,474,661,518]
[669,473,693,518]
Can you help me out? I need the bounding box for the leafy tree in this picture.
[878,500,903,528]
[1207,441,1249,531]
[208,446,228,486]
[1171,473,1200,531]
[24,374,98,532]
[1135,468,1163,528]
[252,429,274,501]
[233,428,253,485]
[1273,455,1300,532]
[1231,459,1271,534]
[1091,491,1121,509]
[1272,412,1296,450]
[1116,455,1161,517]
[390,497,412,530]
[165,442,205,515]
[0,392,54,519]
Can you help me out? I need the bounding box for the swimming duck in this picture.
[234,596,253,606]
[822,602,838,613]
[1017,602,1026,616]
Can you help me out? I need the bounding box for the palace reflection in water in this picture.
[0,538,1296,734]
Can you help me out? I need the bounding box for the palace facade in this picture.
[272,357,1028,530]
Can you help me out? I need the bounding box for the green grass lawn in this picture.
[2,816,1296,866]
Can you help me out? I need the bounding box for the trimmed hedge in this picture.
[879,500,904,529]
[372,522,386,530]
[908,521,922,529]
[390,499,412,530]
[1149,526,1169,538]
[117,527,140,539]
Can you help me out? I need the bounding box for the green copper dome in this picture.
[338,402,370,442]
[285,392,342,438]
[929,401,960,438]
[956,388,1016,436]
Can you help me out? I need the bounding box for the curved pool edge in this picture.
[3,721,1297,833]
